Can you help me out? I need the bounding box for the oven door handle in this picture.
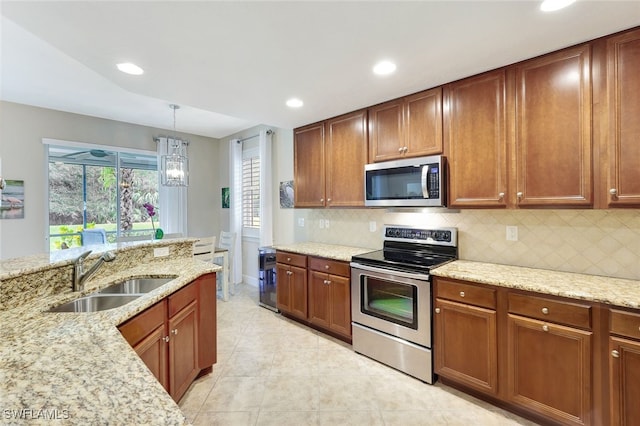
[350,262,430,281]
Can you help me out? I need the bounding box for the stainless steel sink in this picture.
[48,294,142,313]
[96,276,176,294]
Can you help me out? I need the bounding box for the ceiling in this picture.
[1,1,639,139]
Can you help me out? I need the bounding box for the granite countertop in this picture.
[272,242,373,262]
[1,257,219,425]
[432,260,640,309]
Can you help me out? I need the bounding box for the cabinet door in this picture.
[276,263,292,314]
[134,324,169,392]
[197,273,216,369]
[606,28,640,207]
[290,265,308,320]
[446,70,509,208]
[610,336,640,426]
[368,99,404,162]
[168,300,199,402]
[434,298,498,395]
[507,314,592,425]
[405,87,443,157]
[514,44,592,207]
[294,123,325,207]
[328,274,351,337]
[308,270,330,329]
[326,110,368,207]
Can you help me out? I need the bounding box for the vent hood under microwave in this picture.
[364,155,446,207]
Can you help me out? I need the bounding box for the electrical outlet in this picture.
[319,220,324,229]
[325,219,330,229]
[506,226,518,241]
[298,218,304,227]
[369,221,377,232]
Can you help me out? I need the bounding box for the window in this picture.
[242,153,260,229]
[47,143,159,251]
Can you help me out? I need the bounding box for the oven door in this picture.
[351,262,431,348]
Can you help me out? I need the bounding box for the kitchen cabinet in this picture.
[293,110,367,208]
[445,69,510,208]
[434,278,498,396]
[368,87,443,162]
[603,28,640,207]
[609,309,640,425]
[513,44,593,207]
[276,251,308,320]
[119,274,216,402]
[308,256,351,339]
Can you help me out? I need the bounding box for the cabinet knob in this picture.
[498,192,505,199]
[326,280,331,285]
[163,336,170,343]
[516,192,523,200]
[171,329,178,335]
[542,324,549,332]
[320,198,324,203]
[610,188,618,197]
[398,147,403,153]
[459,291,465,298]
[327,198,331,203]
[541,307,549,315]
[287,257,291,261]
[325,265,330,270]
[612,349,620,358]
[435,308,441,314]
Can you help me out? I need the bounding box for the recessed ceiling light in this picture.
[373,60,397,76]
[286,98,304,108]
[540,0,576,12]
[116,62,144,75]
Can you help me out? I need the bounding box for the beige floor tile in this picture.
[380,410,449,425]
[260,376,319,411]
[202,376,265,411]
[179,373,217,412]
[270,349,318,376]
[317,375,377,411]
[223,350,275,377]
[193,410,258,426]
[255,410,319,426]
[318,410,384,426]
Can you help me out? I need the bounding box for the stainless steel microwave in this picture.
[364,155,446,207]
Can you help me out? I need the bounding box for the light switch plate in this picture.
[369,221,377,232]
[154,247,170,257]
[506,226,518,241]
[298,218,304,227]
[324,219,330,229]
[319,220,324,229]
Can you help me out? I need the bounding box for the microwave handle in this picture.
[421,165,430,199]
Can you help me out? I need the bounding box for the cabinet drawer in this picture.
[168,282,198,318]
[276,251,307,268]
[508,293,591,330]
[435,278,496,309]
[119,300,166,347]
[610,309,640,340]
[308,256,350,277]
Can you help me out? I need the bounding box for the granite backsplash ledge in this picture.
[0,239,196,311]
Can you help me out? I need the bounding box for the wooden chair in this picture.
[218,231,237,296]
[193,236,216,262]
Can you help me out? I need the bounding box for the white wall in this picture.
[0,101,220,259]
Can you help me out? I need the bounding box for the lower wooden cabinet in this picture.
[118,273,216,403]
[308,257,351,339]
[276,251,352,341]
[507,314,592,425]
[609,309,640,425]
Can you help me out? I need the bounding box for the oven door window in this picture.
[361,275,418,329]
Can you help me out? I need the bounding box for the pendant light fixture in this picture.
[161,104,189,187]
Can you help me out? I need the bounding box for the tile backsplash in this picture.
[298,208,640,281]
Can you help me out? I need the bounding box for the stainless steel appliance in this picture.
[351,225,458,383]
[364,155,446,207]
[259,247,278,312]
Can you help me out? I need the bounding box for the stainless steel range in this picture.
[350,225,458,383]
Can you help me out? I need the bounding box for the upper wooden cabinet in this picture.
[369,87,443,162]
[513,44,593,207]
[604,28,640,207]
[294,110,367,208]
[445,69,510,208]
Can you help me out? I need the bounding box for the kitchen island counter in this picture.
[432,259,640,309]
[1,242,219,425]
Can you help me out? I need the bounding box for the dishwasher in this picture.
[258,247,278,312]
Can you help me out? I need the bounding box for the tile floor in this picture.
[179,284,539,426]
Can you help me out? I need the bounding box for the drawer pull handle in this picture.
[459,291,465,297]
[612,350,620,358]
[541,307,549,315]
[163,336,170,343]
[172,329,178,335]
[542,325,549,332]
[435,308,441,314]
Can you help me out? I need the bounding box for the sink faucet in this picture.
[72,250,116,292]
